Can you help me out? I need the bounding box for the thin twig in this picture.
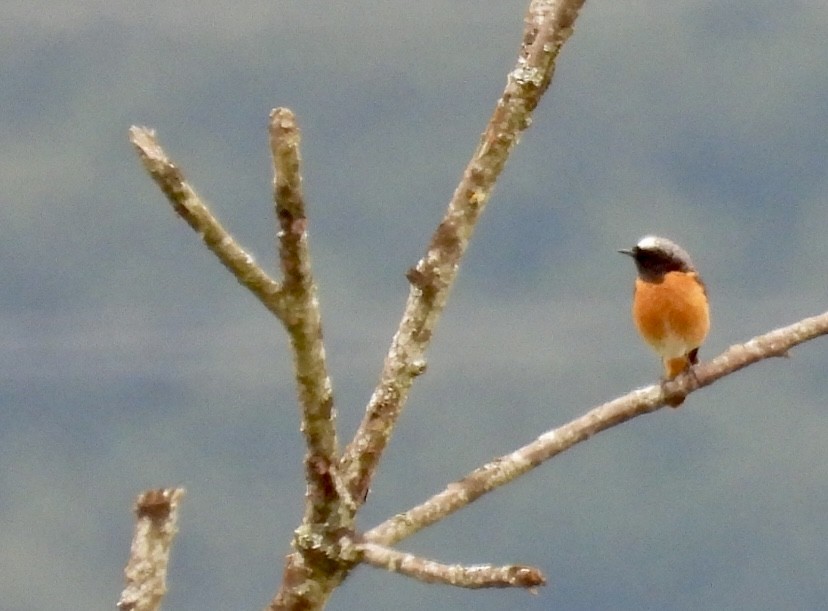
[340,0,589,505]
[266,111,354,611]
[117,488,185,611]
[269,109,343,517]
[358,541,546,590]
[365,310,828,546]
[129,127,287,321]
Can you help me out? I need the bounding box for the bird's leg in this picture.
[661,356,691,407]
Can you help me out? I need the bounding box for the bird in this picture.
[619,235,710,407]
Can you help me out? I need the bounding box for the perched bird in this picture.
[619,235,710,406]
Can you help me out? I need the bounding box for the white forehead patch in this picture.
[636,235,662,250]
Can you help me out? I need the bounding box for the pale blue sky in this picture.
[2,2,828,609]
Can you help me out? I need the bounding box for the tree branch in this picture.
[358,542,546,590]
[364,311,828,546]
[132,117,351,611]
[117,488,185,611]
[266,110,354,611]
[340,0,589,505]
[269,108,343,517]
[128,127,287,320]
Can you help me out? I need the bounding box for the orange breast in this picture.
[632,271,710,360]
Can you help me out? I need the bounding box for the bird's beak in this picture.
[618,248,635,257]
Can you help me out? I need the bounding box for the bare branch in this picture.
[265,110,353,611]
[133,118,351,610]
[269,108,343,516]
[340,0,589,504]
[117,488,185,611]
[365,311,828,546]
[359,541,546,590]
[129,127,287,320]
[131,118,344,514]
[268,1,589,605]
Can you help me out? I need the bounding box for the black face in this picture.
[621,246,691,280]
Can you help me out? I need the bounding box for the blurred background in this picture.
[3,1,827,609]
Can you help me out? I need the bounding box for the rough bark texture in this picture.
[127,0,828,608]
[364,311,828,546]
[118,488,185,611]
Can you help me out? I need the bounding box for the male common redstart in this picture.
[619,235,710,407]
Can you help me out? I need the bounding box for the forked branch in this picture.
[130,117,342,516]
[134,0,828,607]
[130,1,592,609]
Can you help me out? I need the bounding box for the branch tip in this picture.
[118,487,185,611]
